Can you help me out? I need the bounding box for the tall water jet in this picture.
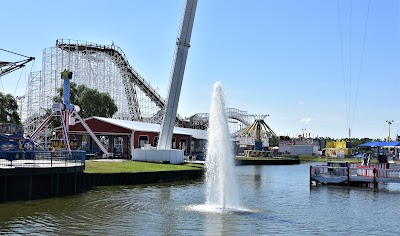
[205,81,240,211]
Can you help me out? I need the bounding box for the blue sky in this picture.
[1,0,400,139]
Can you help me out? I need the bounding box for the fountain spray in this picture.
[205,81,240,211]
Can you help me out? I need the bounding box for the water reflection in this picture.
[253,165,262,190]
[205,212,239,235]
[1,164,400,234]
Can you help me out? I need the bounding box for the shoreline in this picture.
[1,156,371,203]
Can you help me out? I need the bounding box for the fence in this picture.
[311,163,400,182]
[0,150,86,169]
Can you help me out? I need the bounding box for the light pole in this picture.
[386,120,394,162]
[386,120,394,141]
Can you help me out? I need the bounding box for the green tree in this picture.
[79,87,117,118]
[0,92,21,124]
[53,82,118,118]
[349,137,372,147]
[269,135,279,147]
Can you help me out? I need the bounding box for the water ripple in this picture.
[1,164,400,235]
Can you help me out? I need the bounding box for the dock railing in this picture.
[0,150,86,169]
[311,165,349,178]
[311,163,400,183]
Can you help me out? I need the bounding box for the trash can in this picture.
[378,154,387,163]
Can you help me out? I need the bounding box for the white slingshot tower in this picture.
[158,0,197,150]
[132,0,197,164]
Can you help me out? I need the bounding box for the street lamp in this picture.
[386,120,394,141]
[386,120,394,162]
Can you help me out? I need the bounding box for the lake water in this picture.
[1,163,400,235]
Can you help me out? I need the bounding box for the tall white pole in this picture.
[158,0,198,150]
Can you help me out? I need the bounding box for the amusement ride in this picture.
[1,0,275,159]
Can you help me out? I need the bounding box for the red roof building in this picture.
[55,117,207,159]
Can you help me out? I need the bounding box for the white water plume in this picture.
[204,81,240,211]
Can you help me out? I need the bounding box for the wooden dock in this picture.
[310,163,400,188]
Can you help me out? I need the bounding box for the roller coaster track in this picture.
[226,108,251,127]
[55,39,183,122]
[189,108,252,134]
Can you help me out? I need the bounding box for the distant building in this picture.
[54,117,207,159]
[323,140,352,158]
[278,137,320,155]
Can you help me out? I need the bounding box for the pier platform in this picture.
[0,150,86,202]
[310,163,400,188]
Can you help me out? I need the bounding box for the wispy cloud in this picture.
[297,101,305,105]
[300,117,312,124]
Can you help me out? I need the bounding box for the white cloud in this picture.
[298,101,305,105]
[300,117,312,124]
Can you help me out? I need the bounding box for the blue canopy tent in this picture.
[358,142,400,147]
[357,142,400,163]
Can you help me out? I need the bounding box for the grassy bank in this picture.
[85,155,368,174]
[84,160,203,174]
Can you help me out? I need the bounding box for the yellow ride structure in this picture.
[242,115,276,151]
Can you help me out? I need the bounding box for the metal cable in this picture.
[337,0,349,133]
[351,0,371,130]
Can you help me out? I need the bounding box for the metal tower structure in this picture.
[31,69,109,156]
[158,0,198,150]
[242,114,276,150]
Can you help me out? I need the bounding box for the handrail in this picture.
[311,165,400,179]
[0,150,85,168]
